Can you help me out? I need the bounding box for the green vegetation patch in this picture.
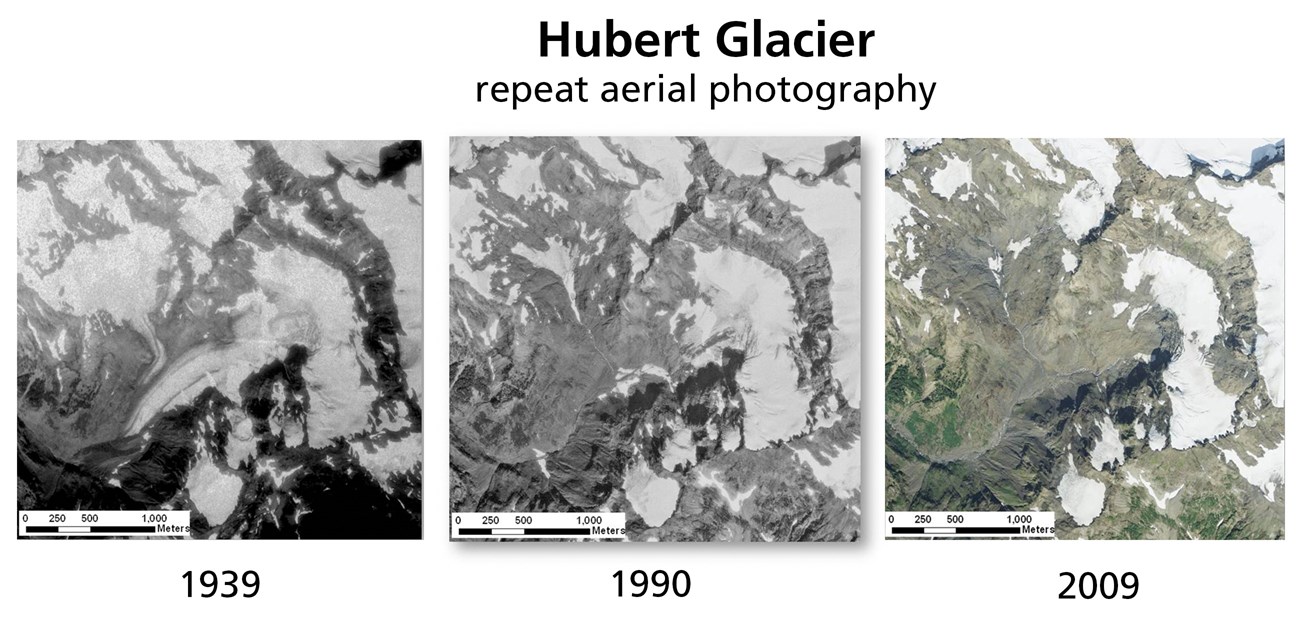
[1116,490,1173,539]
[885,361,923,410]
[905,410,936,447]
[1177,494,1240,540]
[940,401,962,448]
[987,480,1028,508]
[926,355,968,404]
[904,401,963,452]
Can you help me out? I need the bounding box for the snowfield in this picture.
[1220,440,1285,502]
[794,435,861,499]
[929,154,973,200]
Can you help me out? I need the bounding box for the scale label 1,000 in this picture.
[453,512,627,539]
[887,511,1056,538]
[19,510,191,537]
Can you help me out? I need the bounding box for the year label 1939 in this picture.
[182,570,260,598]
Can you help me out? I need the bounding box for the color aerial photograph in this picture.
[885,138,1284,539]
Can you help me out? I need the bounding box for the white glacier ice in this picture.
[185,454,244,525]
[885,138,942,176]
[615,137,694,243]
[1090,416,1124,470]
[1057,179,1107,241]
[1123,249,1237,449]
[689,246,811,449]
[1007,138,1066,183]
[705,136,831,177]
[1133,138,1283,179]
[1196,166,1285,407]
[623,457,680,527]
[1044,139,1120,204]
[1058,453,1106,526]
[770,163,861,408]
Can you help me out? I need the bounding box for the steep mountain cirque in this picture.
[17,140,423,538]
[451,137,861,541]
[886,138,1284,538]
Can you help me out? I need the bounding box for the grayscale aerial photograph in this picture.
[17,140,423,539]
[885,138,1284,538]
[450,136,861,541]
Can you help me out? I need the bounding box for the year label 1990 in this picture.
[613,569,690,597]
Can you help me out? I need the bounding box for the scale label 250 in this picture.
[453,512,627,539]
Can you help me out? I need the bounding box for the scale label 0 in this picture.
[887,511,1056,538]
[19,510,190,537]
[453,512,627,539]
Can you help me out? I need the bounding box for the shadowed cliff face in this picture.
[886,138,1284,539]
[451,137,861,542]
[18,140,424,539]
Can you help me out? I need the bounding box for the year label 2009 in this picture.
[1058,572,1137,599]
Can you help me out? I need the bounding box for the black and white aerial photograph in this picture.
[450,137,861,541]
[17,140,424,539]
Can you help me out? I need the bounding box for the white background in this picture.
[1,0,1294,622]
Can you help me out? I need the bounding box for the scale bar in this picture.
[25,526,157,534]
[458,528,592,536]
[891,527,1022,535]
